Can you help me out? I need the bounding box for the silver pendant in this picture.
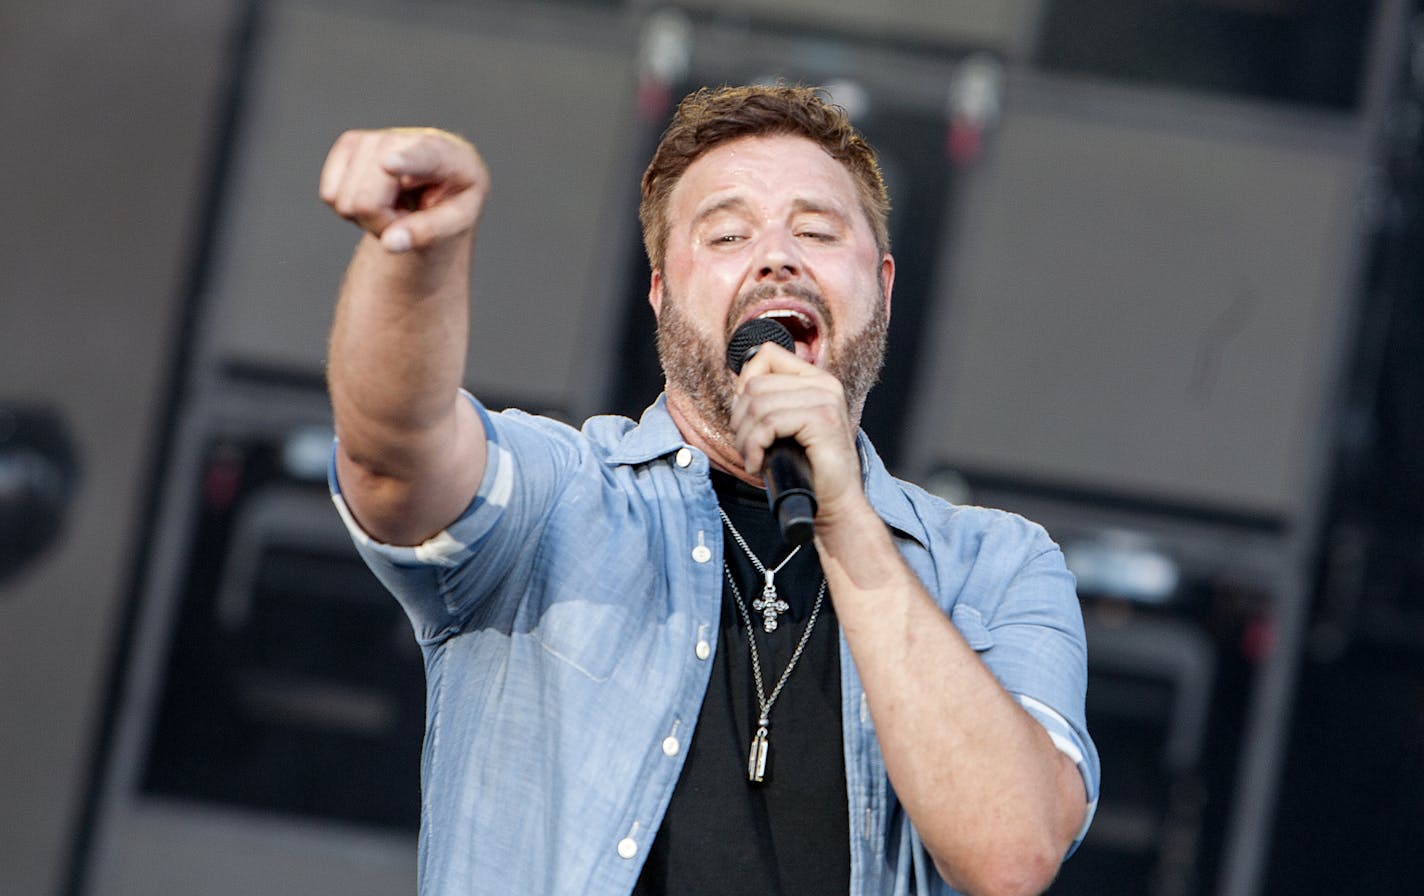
[753,571,789,632]
[748,725,770,783]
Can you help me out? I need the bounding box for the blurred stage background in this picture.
[3,0,1423,893]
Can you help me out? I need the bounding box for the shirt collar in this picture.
[603,394,688,466]
[605,394,931,551]
[855,430,932,551]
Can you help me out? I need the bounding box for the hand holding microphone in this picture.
[726,318,818,545]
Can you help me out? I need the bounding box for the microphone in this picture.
[726,318,817,545]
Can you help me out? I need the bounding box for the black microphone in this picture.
[726,318,817,545]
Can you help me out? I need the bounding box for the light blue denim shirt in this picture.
[331,394,1099,896]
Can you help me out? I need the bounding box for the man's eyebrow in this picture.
[690,196,752,228]
[789,198,850,221]
[690,196,850,227]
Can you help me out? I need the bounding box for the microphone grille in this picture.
[726,318,795,373]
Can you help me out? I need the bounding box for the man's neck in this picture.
[661,387,865,489]
[663,389,764,489]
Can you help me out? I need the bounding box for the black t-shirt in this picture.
[632,470,850,896]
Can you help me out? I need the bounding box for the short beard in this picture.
[655,279,888,443]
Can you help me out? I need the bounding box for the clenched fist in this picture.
[319,127,489,254]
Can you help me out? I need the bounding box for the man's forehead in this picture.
[670,134,858,218]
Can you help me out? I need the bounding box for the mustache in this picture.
[723,283,831,341]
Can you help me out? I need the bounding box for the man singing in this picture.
[320,84,1098,895]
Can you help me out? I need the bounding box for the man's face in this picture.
[651,134,894,441]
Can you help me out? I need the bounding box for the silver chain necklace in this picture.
[719,507,802,632]
[723,563,827,783]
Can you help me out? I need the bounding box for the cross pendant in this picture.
[753,571,790,632]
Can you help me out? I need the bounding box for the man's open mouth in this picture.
[752,307,821,364]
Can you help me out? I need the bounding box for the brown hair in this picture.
[639,84,891,271]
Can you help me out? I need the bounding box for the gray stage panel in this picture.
[83,3,638,895]
[204,0,639,414]
[905,78,1365,521]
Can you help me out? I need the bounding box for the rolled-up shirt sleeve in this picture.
[328,390,578,644]
[941,511,1100,856]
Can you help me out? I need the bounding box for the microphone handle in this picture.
[764,439,817,546]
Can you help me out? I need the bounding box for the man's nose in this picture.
[755,230,802,281]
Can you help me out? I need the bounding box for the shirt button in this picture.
[692,544,712,563]
[695,640,711,660]
[662,736,680,756]
[675,447,693,467]
[617,837,638,859]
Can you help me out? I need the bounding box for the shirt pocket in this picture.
[951,604,995,652]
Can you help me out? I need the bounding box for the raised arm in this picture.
[320,127,490,546]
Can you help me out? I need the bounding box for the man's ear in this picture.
[648,269,664,319]
[880,253,895,322]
